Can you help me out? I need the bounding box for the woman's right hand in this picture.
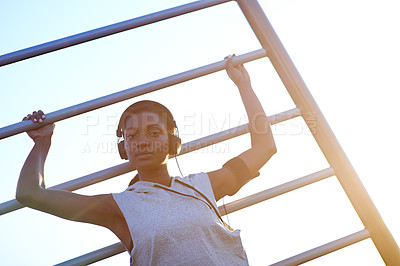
[225,54,250,87]
[22,110,54,141]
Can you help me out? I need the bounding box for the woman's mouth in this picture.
[135,152,152,159]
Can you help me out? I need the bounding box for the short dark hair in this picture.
[116,100,176,138]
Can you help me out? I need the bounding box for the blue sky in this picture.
[1,0,399,265]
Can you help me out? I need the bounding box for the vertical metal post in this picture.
[236,0,400,264]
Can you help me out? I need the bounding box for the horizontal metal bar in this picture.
[55,242,126,266]
[218,167,335,216]
[180,107,300,155]
[0,107,300,216]
[0,199,22,216]
[271,229,370,266]
[0,49,266,140]
[0,0,231,67]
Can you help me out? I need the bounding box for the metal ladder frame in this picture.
[1,0,399,264]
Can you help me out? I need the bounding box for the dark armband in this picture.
[223,157,260,194]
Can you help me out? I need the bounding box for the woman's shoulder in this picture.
[178,172,210,186]
[177,172,217,203]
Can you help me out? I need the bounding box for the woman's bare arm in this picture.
[16,111,123,229]
[208,55,277,201]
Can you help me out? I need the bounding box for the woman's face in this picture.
[123,111,170,170]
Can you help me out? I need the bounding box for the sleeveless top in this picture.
[112,172,249,266]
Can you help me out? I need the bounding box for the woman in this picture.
[16,55,276,265]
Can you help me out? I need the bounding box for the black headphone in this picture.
[116,100,181,160]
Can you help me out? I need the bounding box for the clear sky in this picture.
[1,0,399,265]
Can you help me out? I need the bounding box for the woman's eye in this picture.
[149,131,160,137]
[127,133,138,140]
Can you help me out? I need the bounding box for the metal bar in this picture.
[218,167,335,216]
[0,108,300,216]
[55,242,126,266]
[236,0,400,264]
[271,229,371,266]
[180,107,300,155]
[0,0,231,67]
[0,49,266,140]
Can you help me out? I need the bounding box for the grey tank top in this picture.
[112,172,249,266]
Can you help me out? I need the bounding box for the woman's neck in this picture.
[137,165,171,186]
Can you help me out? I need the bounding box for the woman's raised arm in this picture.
[208,55,277,201]
[16,111,126,234]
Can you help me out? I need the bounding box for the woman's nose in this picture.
[135,134,150,147]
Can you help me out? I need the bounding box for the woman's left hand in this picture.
[22,110,54,142]
[225,54,250,87]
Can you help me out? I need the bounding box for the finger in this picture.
[22,114,31,121]
[37,110,46,120]
[34,111,44,123]
[226,55,234,70]
[32,111,43,123]
[228,55,241,69]
[32,111,38,122]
